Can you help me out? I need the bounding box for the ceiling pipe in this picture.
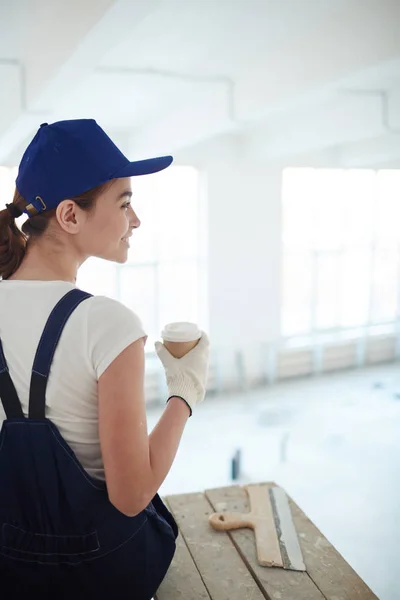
[0,58,27,111]
[342,89,400,135]
[96,65,238,123]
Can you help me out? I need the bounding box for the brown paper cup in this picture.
[163,339,200,359]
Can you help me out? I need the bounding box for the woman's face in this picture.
[77,177,140,263]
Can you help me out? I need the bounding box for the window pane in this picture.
[282,252,313,335]
[341,170,375,246]
[313,169,346,251]
[118,266,156,338]
[77,258,118,298]
[126,187,158,264]
[282,307,312,337]
[376,170,400,248]
[371,248,399,322]
[157,167,199,261]
[158,262,199,327]
[127,166,199,263]
[282,167,400,337]
[0,166,17,207]
[338,250,370,327]
[315,254,340,329]
[282,168,315,250]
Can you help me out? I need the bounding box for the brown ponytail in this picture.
[0,189,27,280]
[0,180,114,280]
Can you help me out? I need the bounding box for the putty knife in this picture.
[209,484,306,571]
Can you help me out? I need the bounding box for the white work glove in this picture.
[154,333,210,416]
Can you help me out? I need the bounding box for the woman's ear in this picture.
[55,200,82,234]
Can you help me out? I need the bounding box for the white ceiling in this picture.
[1,0,400,167]
[100,0,342,78]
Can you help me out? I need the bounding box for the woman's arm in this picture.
[98,338,189,516]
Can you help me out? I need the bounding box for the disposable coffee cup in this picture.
[161,322,202,359]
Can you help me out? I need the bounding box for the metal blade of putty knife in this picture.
[269,486,306,571]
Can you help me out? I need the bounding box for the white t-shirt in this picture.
[0,280,147,480]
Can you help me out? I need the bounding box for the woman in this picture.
[0,119,210,599]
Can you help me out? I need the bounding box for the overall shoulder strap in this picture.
[0,339,24,419]
[28,288,92,419]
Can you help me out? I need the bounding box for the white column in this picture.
[205,160,283,390]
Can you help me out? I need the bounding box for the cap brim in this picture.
[115,155,173,178]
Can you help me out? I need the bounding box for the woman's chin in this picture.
[93,246,129,264]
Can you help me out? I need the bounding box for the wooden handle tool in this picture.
[209,484,283,567]
[209,484,306,571]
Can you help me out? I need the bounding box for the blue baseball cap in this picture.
[16,119,173,216]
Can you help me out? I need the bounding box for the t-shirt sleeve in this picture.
[87,296,147,379]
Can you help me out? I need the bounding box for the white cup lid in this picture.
[161,322,201,342]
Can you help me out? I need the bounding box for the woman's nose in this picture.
[129,208,141,229]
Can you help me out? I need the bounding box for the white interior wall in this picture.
[207,161,283,389]
[206,162,282,342]
[176,136,282,389]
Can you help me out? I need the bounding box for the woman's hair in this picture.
[0,181,112,280]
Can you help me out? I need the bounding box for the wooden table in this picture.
[155,482,377,600]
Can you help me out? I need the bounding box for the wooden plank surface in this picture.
[165,491,265,600]
[205,484,325,600]
[288,496,378,600]
[155,499,211,600]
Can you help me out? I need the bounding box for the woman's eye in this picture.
[122,202,131,210]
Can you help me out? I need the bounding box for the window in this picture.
[282,168,400,338]
[0,166,18,204]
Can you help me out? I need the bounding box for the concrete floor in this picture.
[147,362,400,600]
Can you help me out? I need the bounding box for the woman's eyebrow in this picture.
[117,191,133,200]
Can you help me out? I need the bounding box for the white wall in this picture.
[206,162,282,344]
[177,136,283,389]
[207,161,283,389]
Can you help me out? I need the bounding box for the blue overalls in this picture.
[0,289,178,599]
